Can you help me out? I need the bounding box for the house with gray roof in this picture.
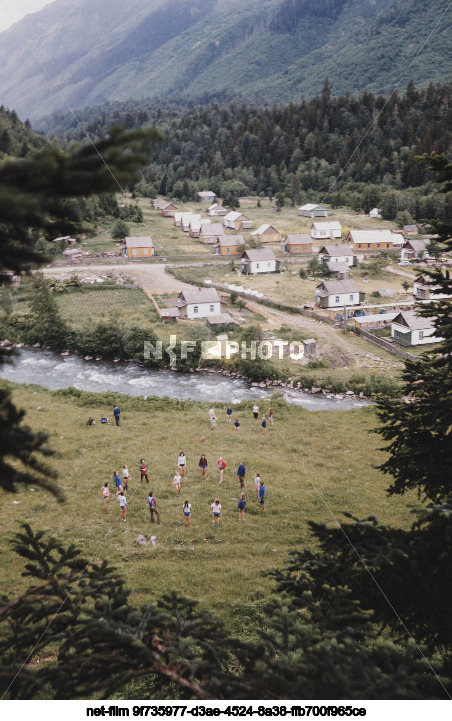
[315,279,361,308]
[241,249,279,275]
[391,311,442,346]
[177,288,223,319]
[299,203,328,218]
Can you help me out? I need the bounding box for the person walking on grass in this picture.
[253,402,259,423]
[140,459,149,484]
[147,491,161,525]
[259,481,265,510]
[199,454,208,480]
[269,408,274,427]
[209,406,216,422]
[178,451,186,478]
[113,404,120,426]
[114,470,123,496]
[118,491,127,521]
[234,418,240,435]
[237,461,246,489]
[183,499,191,527]
[101,482,110,512]
[210,414,217,432]
[226,405,232,423]
[217,456,227,483]
[211,498,221,526]
[173,471,181,495]
[122,465,130,492]
[254,472,261,497]
[238,493,246,520]
[261,416,267,435]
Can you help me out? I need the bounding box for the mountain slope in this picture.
[0,0,450,120]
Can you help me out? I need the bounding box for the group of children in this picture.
[99,401,271,526]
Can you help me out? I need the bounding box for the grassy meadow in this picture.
[1,380,418,635]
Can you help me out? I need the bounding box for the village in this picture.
[48,190,449,364]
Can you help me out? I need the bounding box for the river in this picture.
[0,349,371,411]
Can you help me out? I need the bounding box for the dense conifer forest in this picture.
[46,81,452,223]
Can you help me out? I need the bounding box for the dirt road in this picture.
[42,264,193,294]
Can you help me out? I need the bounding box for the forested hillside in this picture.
[0,0,450,119]
[47,81,452,224]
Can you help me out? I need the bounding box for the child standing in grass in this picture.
[173,471,181,495]
[147,491,161,525]
[261,416,267,435]
[122,465,130,492]
[211,498,221,526]
[254,472,261,497]
[140,459,149,484]
[226,405,233,423]
[234,418,240,435]
[238,493,246,521]
[217,456,227,483]
[101,482,110,512]
[178,451,186,478]
[114,470,123,496]
[199,454,208,480]
[183,499,191,527]
[269,408,274,426]
[253,402,259,422]
[118,491,127,521]
[259,481,265,510]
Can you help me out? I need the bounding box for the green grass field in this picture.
[1,381,417,634]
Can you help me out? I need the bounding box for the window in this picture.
[295,245,299,251]
[419,331,424,340]
[144,248,149,255]
[210,305,215,312]
[194,306,198,314]
[273,235,277,241]
[132,248,137,255]
[335,296,340,303]
[267,262,271,267]
[256,263,260,269]
[350,294,354,301]
[226,247,230,253]
[345,258,349,263]
[367,243,370,248]
[377,243,380,248]
[305,245,309,251]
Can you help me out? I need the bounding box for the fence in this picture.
[356,328,417,360]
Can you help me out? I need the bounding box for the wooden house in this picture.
[177,288,223,320]
[315,279,360,308]
[206,314,240,328]
[311,221,342,240]
[224,211,252,230]
[403,225,418,236]
[153,197,167,209]
[198,191,217,203]
[199,222,224,244]
[346,229,394,251]
[251,224,281,244]
[181,213,201,232]
[298,204,328,218]
[173,211,184,227]
[326,261,350,279]
[391,311,441,346]
[280,234,312,254]
[161,202,178,217]
[401,239,430,260]
[160,307,180,323]
[318,244,355,267]
[412,274,450,300]
[241,249,279,275]
[208,203,227,217]
[123,236,155,258]
[212,235,245,256]
[189,217,204,238]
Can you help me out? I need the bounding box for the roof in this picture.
[201,222,224,236]
[189,218,202,231]
[347,230,394,244]
[283,233,312,244]
[178,288,221,306]
[251,224,279,236]
[160,307,180,318]
[124,236,154,248]
[316,280,360,295]
[241,249,277,262]
[319,244,354,257]
[224,211,250,221]
[198,191,216,198]
[215,235,245,247]
[312,221,342,231]
[299,204,327,211]
[354,312,397,324]
[208,203,227,212]
[326,261,350,273]
[392,311,435,331]
[403,225,418,232]
[403,239,428,252]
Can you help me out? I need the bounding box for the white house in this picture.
[369,208,382,218]
[318,245,355,267]
[198,191,217,203]
[401,239,431,260]
[241,249,279,275]
[181,213,201,232]
[299,204,328,218]
[315,279,360,308]
[177,288,222,320]
[412,274,450,301]
[208,203,227,216]
[391,311,442,347]
[311,221,342,240]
